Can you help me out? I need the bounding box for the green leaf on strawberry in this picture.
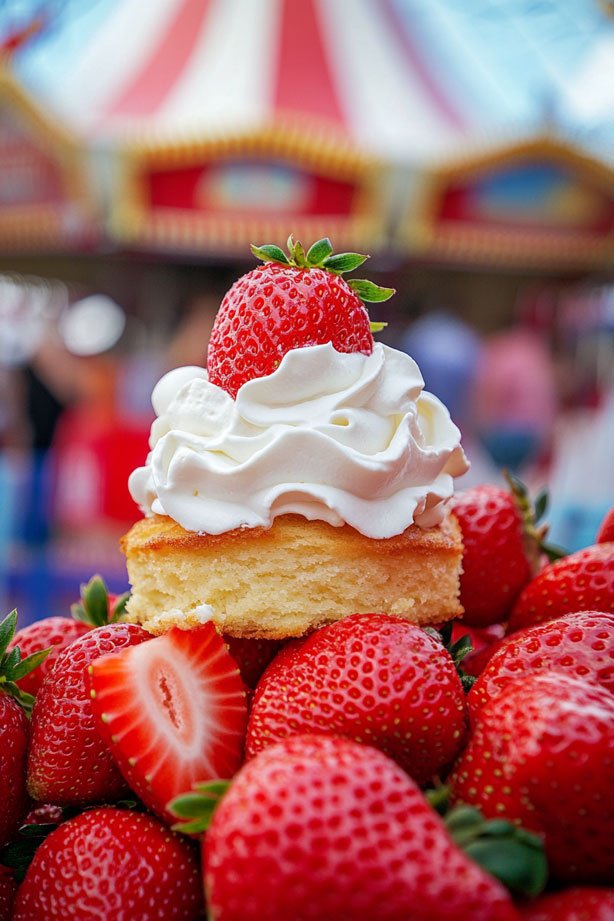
[347,277,396,303]
[170,780,231,835]
[0,610,52,716]
[71,574,130,627]
[444,804,547,898]
[0,610,18,654]
[0,821,60,882]
[249,244,290,265]
[323,251,368,273]
[248,235,395,304]
[425,622,477,692]
[305,237,334,265]
[504,471,566,565]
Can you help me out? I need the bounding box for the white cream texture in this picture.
[129,343,468,539]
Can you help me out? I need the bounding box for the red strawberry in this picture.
[8,618,89,697]
[597,506,614,543]
[469,611,614,716]
[450,671,614,883]
[175,735,519,921]
[0,693,29,847]
[27,623,151,806]
[223,635,283,690]
[0,609,54,846]
[520,887,614,920]
[450,479,552,627]
[0,867,17,921]
[89,623,248,823]
[12,807,203,921]
[246,613,468,786]
[509,543,614,632]
[207,237,393,398]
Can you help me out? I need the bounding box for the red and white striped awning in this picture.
[3,0,612,264]
[33,0,469,161]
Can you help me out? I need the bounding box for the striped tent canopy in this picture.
[1,0,612,261]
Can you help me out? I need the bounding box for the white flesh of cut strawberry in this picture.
[89,623,248,822]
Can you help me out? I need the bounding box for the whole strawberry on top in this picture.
[13,808,203,921]
[450,671,614,883]
[7,575,129,698]
[509,542,614,632]
[207,236,393,398]
[246,613,468,786]
[451,476,561,628]
[172,734,523,921]
[27,622,151,806]
[0,609,51,847]
[468,610,614,716]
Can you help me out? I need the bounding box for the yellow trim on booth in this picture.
[0,68,98,245]
[401,135,614,269]
[110,116,389,253]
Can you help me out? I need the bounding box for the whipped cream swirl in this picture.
[129,343,468,539]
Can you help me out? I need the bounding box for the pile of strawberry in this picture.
[0,497,611,921]
[0,240,612,920]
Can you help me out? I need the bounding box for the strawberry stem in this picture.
[503,472,566,570]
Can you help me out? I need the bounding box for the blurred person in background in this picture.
[20,356,69,546]
[400,311,500,488]
[471,328,557,478]
[547,292,614,551]
[0,367,28,609]
[46,299,151,542]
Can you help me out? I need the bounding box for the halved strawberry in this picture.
[89,623,248,824]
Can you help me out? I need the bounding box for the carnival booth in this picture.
[401,137,614,271]
[0,0,492,258]
[2,0,612,265]
[0,69,97,253]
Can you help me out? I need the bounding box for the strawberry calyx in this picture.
[250,234,394,326]
[0,609,52,715]
[444,803,547,898]
[425,789,547,898]
[71,574,129,627]
[504,472,566,569]
[425,623,476,692]
[0,816,63,882]
[169,780,231,836]
[0,800,142,882]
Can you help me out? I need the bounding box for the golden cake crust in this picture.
[122,513,464,639]
[122,512,461,557]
